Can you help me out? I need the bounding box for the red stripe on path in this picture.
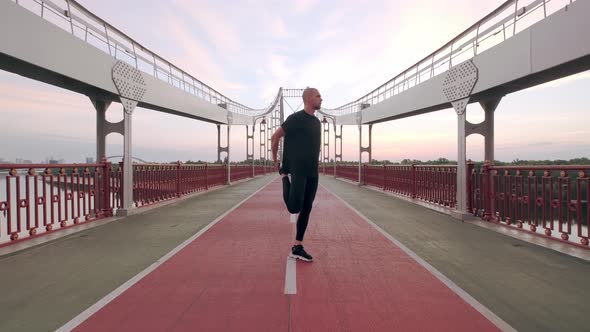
[72,179,504,331]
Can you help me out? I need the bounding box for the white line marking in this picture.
[320,184,517,332]
[290,213,298,224]
[57,178,277,332]
[284,257,297,294]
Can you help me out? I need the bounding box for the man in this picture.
[271,87,322,262]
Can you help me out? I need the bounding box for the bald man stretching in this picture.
[271,87,322,262]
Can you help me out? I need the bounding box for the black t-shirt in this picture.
[281,110,321,177]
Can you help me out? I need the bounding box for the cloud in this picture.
[159,12,247,97]
[269,16,288,39]
[526,71,590,92]
[173,0,241,54]
[293,0,319,14]
[0,80,90,113]
[269,55,291,80]
[255,54,293,101]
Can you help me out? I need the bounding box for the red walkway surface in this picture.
[72,178,502,331]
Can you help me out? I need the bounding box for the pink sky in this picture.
[1,0,588,163]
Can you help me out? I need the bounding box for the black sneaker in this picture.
[290,244,313,262]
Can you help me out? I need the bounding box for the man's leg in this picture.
[282,175,306,214]
[295,176,319,241]
[290,176,318,262]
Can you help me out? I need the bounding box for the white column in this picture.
[480,98,501,163]
[441,60,478,220]
[122,111,133,211]
[358,124,362,184]
[110,60,146,216]
[91,98,111,163]
[227,124,231,185]
[217,124,222,163]
[456,112,467,214]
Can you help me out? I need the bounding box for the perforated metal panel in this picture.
[442,60,478,102]
[119,97,138,115]
[442,60,478,115]
[451,98,469,115]
[112,61,147,114]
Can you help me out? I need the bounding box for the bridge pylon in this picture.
[217,103,231,185]
[358,104,372,185]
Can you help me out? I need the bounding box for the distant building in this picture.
[86,157,94,164]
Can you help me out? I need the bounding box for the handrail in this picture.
[327,0,574,116]
[13,0,277,116]
[12,0,574,118]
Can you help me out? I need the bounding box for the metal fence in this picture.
[0,162,270,247]
[326,162,589,247]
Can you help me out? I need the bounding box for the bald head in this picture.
[302,87,317,101]
[302,87,322,112]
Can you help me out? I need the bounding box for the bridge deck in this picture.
[72,179,499,331]
[0,175,588,332]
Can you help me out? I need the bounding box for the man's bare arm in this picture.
[271,127,285,168]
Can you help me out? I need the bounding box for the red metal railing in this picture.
[0,163,116,246]
[254,165,264,176]
[253,165,275,176]
[111,164,123,209]
[362,165,383,187]
[134,163,177,207]
[335,165,359,182]
[325,165,335,176]
[207,164,228,188]
[133,163,221,207]
[415,165,457,208]
[230,165,253,183]
[1,162,269,246]
[472,163,590,246]
[342,164,459,208]
[383,165,414,197]
[331,162,589,247]
[178,164,208,195]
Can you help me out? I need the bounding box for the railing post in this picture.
[176,161,181,198]
[467,160,474,214]
[205,163,209,190]
[103,161,112,216]
[382,165,386,190]
[482,160,493,221]
[513,0,519,36]
[64,0,74,34]
[118,161,124,210]
[411,164,417,199]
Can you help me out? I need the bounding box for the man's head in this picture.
[302,87,322,111]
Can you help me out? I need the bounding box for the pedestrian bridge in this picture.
[0,174,587,331]
[1,0,590,330]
